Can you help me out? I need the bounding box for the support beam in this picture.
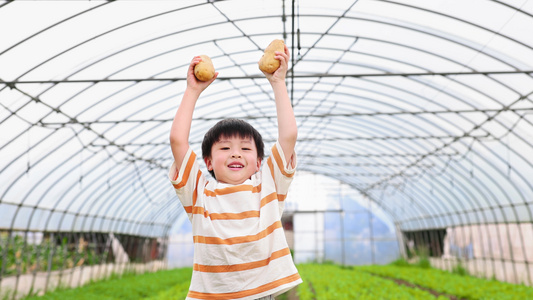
[2,70,533,85]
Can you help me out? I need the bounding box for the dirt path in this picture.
[287,287,299,300]
[287,274,466,300]
[377,274,467,300]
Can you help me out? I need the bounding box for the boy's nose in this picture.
[231,152,242,158]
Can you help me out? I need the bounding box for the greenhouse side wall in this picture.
[401,223,533,286]
[0,230,167,299]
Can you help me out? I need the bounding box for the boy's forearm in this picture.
[170,55,218,169]
[170,88,201,165]
[272,81,297,158]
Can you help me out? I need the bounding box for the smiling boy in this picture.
[201,119,263,185]
[169,46,301,300]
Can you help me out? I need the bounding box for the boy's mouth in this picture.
[228,163,244,169]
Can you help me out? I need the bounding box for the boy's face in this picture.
[204,135,261,185]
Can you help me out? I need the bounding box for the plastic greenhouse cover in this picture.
[0,0,533,237]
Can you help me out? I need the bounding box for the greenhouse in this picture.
[1,0,533,299]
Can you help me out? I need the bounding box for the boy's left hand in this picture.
[262,45,290,84]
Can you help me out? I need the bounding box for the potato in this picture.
[258,39,285,73]
[194,55,215,81]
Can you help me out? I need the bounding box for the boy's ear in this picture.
[256,158,262,171]
[204,157,213,171]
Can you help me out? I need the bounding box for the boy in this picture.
[169,45,301,300]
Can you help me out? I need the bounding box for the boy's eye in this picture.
[242,148,251,151]
[221,147,230,150]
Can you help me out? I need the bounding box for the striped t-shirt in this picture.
[169,141,302,300]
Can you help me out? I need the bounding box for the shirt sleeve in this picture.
[264,141,297,215]
[168,147,205,222]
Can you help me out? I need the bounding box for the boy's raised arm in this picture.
[262,45,298,165]
[170,56,218,171]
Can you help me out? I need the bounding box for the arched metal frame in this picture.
[1,0,533,294]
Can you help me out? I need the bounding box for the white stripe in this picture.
[193,229,289,266]
[189,255,299,294]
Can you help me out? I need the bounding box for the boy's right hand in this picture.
[187,56,218,93]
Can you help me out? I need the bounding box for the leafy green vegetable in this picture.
[21,268,192,300]
[357,264,533,300]
[297,264,446,300]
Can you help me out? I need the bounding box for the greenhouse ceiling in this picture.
[1,0,532,238]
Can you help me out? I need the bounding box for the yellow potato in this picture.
[258,39,285,73]
[194,55,215,81]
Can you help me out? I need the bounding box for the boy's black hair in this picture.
[201,118,264,179]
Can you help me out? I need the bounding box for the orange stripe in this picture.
[204,189,215,197]
[209,210,260,220]
[187,208,259,220]
[193,247,291,273]
[193,221,282,245]
[183,206,210,217]
[192,170,201,207]
[260,192,278,208]
[267,157,275,179]
[187,192,279,220]
[189,207,267,220]
[259,192,286,205]
[271,145,294,178]
[187,272,301,299]
[173,152,197,189]
[204,184,261,197]
[192,206,209,218]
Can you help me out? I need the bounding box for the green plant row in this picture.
[1,235,104,277]
[296,264,447,300]
[18,263,533,300]
[356,264,533,300]
[20,268,192,300]
[18,264,444,300]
